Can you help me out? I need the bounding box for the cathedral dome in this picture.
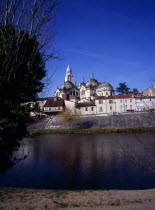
[97,81,113,91]
[86,73,98,88]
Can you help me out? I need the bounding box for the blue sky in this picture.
[47,0,155,95]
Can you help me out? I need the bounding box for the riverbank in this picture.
[29,126,155,136]
[0,188,155,209]
[27,113,155,132]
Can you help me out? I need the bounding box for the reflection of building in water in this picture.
[26,135,124,176]
[14,134,155,189]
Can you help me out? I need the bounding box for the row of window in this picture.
[99,99,133,104]
[99,99,113,104]
[85,107,94,111]
[44,107,62,111]
[120,105,132,109]
[120,99,132,103]
[98,105,133,112]
[98,92,109,96]
[70,91,79,96]
[99,106,113,112]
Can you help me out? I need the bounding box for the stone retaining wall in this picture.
[27,113,155,130]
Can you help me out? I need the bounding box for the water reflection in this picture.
[0,133,155,189]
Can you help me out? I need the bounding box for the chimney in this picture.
[62,93,67,100]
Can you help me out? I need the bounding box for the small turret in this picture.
[91,73,94,79]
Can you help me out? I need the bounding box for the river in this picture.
[0,132,155,190]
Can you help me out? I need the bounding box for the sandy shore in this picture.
[0,188,155,209]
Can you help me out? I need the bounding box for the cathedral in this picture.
[54,65,114,102]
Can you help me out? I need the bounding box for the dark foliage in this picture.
[0,26,46,173]
[116,82,130,94]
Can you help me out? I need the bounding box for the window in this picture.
[110,106,112,110]
[106,92,108,95]
[126,105,127,108]
[58,107,60,110]
[99,107,103,112]
[109,100,113,104]
[125,99,127,103]
[120,105,122,109]
[99,100,103,104]
[81,90,85,95]
[120,99,122,103]
[91,107,94,111]
[130,105,132,109]
[130,99,132,102]
[85,107,88,111]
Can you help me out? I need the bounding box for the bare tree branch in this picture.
[0,0,58,97]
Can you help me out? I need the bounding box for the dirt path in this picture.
[0,188,155,209]
[57,204,155,210]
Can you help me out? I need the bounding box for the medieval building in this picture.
[54,65,114,102]
[31,65,155,116]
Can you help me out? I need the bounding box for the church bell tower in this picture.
[65,65,75,85]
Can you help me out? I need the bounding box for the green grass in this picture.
[28,127,155,136]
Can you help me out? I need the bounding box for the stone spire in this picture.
[91,73,94,79]
[64,65,75,85]
[66,65,72,74]
[82,77,84,83]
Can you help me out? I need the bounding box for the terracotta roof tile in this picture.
[44,97,64,107]
[76,101,95,108]
[95,94,134,100]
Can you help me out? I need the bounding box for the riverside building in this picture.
[33,65,155,116]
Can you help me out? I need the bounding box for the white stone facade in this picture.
[35,65,155,117]
[95,95,155,116]
[115,97,136,114]
[79,106,96,115]
[135,97,155,111]
[54,66,114,102]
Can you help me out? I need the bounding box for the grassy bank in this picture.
[0,188,155,209]
[29,127,155,136]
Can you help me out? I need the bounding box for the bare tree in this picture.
[59,108,80,128]
[0,0,58,97]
